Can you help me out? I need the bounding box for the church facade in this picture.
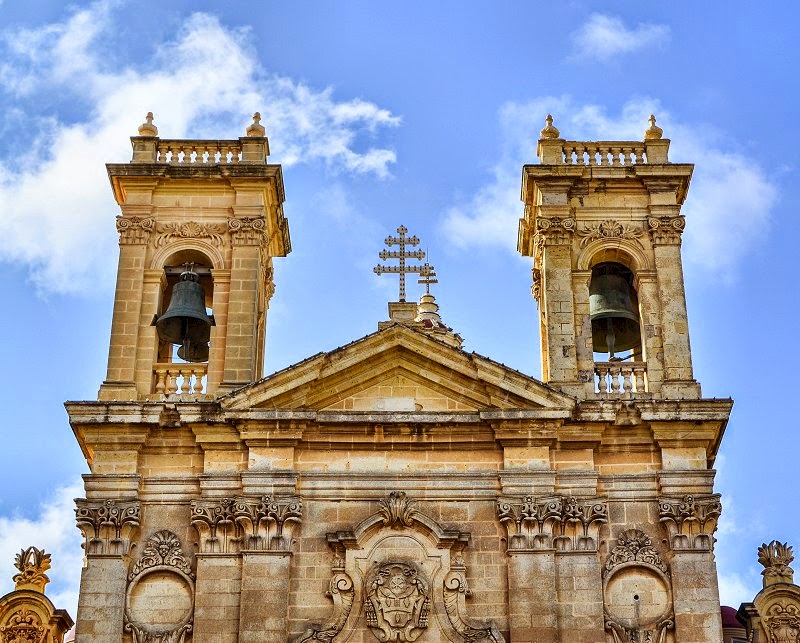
[67,113,735,642]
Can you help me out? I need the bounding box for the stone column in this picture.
[74,499,140,643]
[659,495,723,643]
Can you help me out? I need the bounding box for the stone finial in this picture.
[540,114,561,139]
[12,547,51,592]
[645,114,663,140]
[246,111,266,137]
[137,112,158,137]
[758,540,795,586]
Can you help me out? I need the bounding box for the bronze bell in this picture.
[153,269,215,363]
[589,263,641,357]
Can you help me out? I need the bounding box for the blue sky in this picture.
[0,0,797,618]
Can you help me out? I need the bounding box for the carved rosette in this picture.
[659,494,721,551]
[124,530,194,643]
[75,498,140,556]
[577,219,644,248]
[365,562,430,642]
[497,495,608,552]
[12,547,51,592]
[154,221,227,248]
[535,216,575,247]
[759,540,796,586]
[443,558,505,642]
[648,216,685,245]
[0,608,46,643]
[116,216,154,244]
[190,495,302,553]
[229,217,266,245]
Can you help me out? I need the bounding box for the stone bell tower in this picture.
[518,115,699,400]
[98,112,290,400]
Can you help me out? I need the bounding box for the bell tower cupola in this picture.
[518,115,700,400]
[98,112,291,401]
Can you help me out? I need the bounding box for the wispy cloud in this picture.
[0,483,84,621]
[570,14,670,62]
[0,3,400,295]
[439,96,778,280]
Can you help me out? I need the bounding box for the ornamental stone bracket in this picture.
[658,494,721,551]
[190,495,302,554]
[297,492,505,643]
[75,498,141,556]
[603,529,674,643]
[497,494,608,552]
[124,530,194,643]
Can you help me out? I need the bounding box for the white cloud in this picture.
[440,96,778,280]
[570,14,670,62]
[0,482,84,621]
[0,3,400,294]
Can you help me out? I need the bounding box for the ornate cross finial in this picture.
[373,225,426,301]
[137,112,158,137]
[418,261,438,295]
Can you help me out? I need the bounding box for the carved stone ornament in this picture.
[647,216,685,245]
[443,558,505,642]
[763,603,800,643]
[497,495,608,552]
[604,528,668,577]
[12,547,51,592]
[116,216,154,244]
[658,494,721,551]
[577,219,644,248]
[605,617,674,643]
[759,540,796,585]
[365,562,430,642]
[295,555,355,643]
[191,495,302,553]
[535,216,575,246]
[125,530,194,643]
[0,608,46,643]
[229,216,266,245]
[154,221,227,248]
[75,498,140,556]
[378,491,417,527]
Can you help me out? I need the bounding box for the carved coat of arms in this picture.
[365,562,429,641]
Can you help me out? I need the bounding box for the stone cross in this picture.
[374,225,426,301]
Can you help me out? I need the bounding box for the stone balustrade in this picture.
[561,141,647,166]
[594,361,647,395]
[155,139,243,165]
[152,363,207,396]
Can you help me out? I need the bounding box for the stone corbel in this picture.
[443,557,505,642]
[75,498,140,556]
[658,494,721,551]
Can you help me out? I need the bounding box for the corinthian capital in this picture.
[75,498,140,556]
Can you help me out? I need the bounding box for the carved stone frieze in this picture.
[535,216,575,246]
[759,540,796,585]
[604,528,668,576]
[497,495,608,552]
[190,495,302,553]
[659,494,721,551]
[0,608,46,643]
[365,561,430,642]
[153,221,227,248]
[75,498,140,556]
[229,216,266,245]
[443,557,505,642]
[116,216,154,244]
[12,547,51,592]
[647,216,685,245]
[577,219,644,248]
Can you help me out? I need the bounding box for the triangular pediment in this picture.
[222,325,574,412]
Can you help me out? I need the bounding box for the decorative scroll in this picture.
[604,529,667,576]
[497,495,608,552]
[647,216,685,245]
[443,558,505,642]
[295,557,355,643]
[75,498,140,556]
[154,221,226,248]
[0,608,46,643]
[378,491,417,528]
[229,217,266,245]
[116,216,154,244]
[577,219,643,248]
[190,495,302,553]
[759,541,795,584]
[365,562,429,642]
[12,547,51,591]
[659,494,721,551]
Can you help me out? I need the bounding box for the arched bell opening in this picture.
[153,249,216,366]
[589,261,643,362]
